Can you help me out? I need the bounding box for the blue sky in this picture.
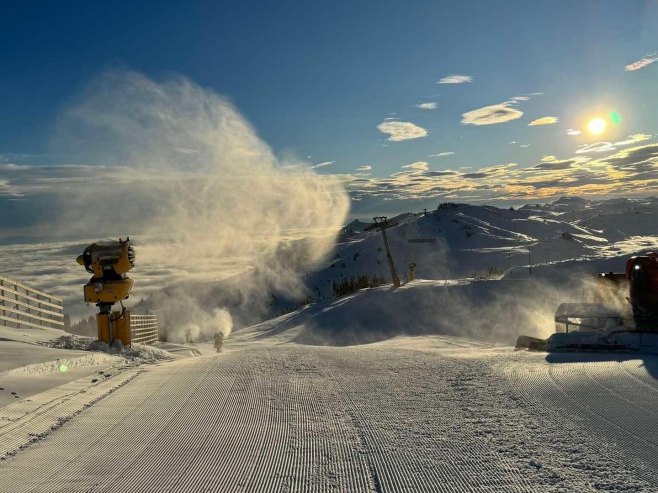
[2,0,658,224]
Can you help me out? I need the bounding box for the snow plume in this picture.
[50,69,350,339]
[156,291,234,342]
[294,279,579,346]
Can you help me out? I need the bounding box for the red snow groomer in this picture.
[626,252,658,329]
[516,252,658,351]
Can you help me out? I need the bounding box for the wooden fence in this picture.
[0,275,64,331]
[131,314,159,345]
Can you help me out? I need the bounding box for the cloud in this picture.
[0,163,136,199]
[528,116,559,126]
[401,161,429,171]
[437,74,473,84]
[533,158,578,170]
[575,135,653,156]
[0,179,24,197]
[427,151,455,158]
[416,102,437,110]
[345,141,658,204]
[462,103,523,126]
[625,53,658,71]
[603,143,658,172]
[425,170,458,177]
[614,134,652,146]
[355,165,372,172]
[567,128,581,136]
[377,120,428,141]
[576,142,616,154]
[312,160,335,169]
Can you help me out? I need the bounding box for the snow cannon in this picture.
[516,252,658,353]
[77,238,135,345]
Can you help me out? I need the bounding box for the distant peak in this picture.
[553,196,587,205]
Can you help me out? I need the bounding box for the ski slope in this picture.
[3,195,658,491]
[2,333,658,492]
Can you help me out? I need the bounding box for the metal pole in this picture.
[380,225,401,287]
[528,251,532,276]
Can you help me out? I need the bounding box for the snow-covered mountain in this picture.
[306,196,658,302]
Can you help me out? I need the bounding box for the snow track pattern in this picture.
[502,352,658,491]
[2,345,658,492]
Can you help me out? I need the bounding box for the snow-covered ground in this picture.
[0,325,171,408]
[2,327,657,492]
[3,195,658,491]
[3,278,658,492]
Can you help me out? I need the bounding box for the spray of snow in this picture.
[50,69,349,340]
[156,291,234,343]
[288,278,580,346]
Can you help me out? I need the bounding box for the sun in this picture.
[587,117,607,135]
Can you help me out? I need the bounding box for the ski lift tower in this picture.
[365,216,401,287]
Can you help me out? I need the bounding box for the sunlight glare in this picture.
[587,117,606,135]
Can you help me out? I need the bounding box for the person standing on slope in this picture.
[214,332,224,353]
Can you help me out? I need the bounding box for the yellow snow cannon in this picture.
[77,238,135,346]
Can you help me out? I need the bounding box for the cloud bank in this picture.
[346,142,658,204]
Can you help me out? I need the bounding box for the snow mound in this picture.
[2,353,118,377]
[42,335,173,365]
[103,340,174,364]
[43,334,96,350]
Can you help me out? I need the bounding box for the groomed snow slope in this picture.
[0,327,122,407]
[4,196,658,491]
[0,326,172,408]
[2,337,657,492]
[3,275,658,493]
